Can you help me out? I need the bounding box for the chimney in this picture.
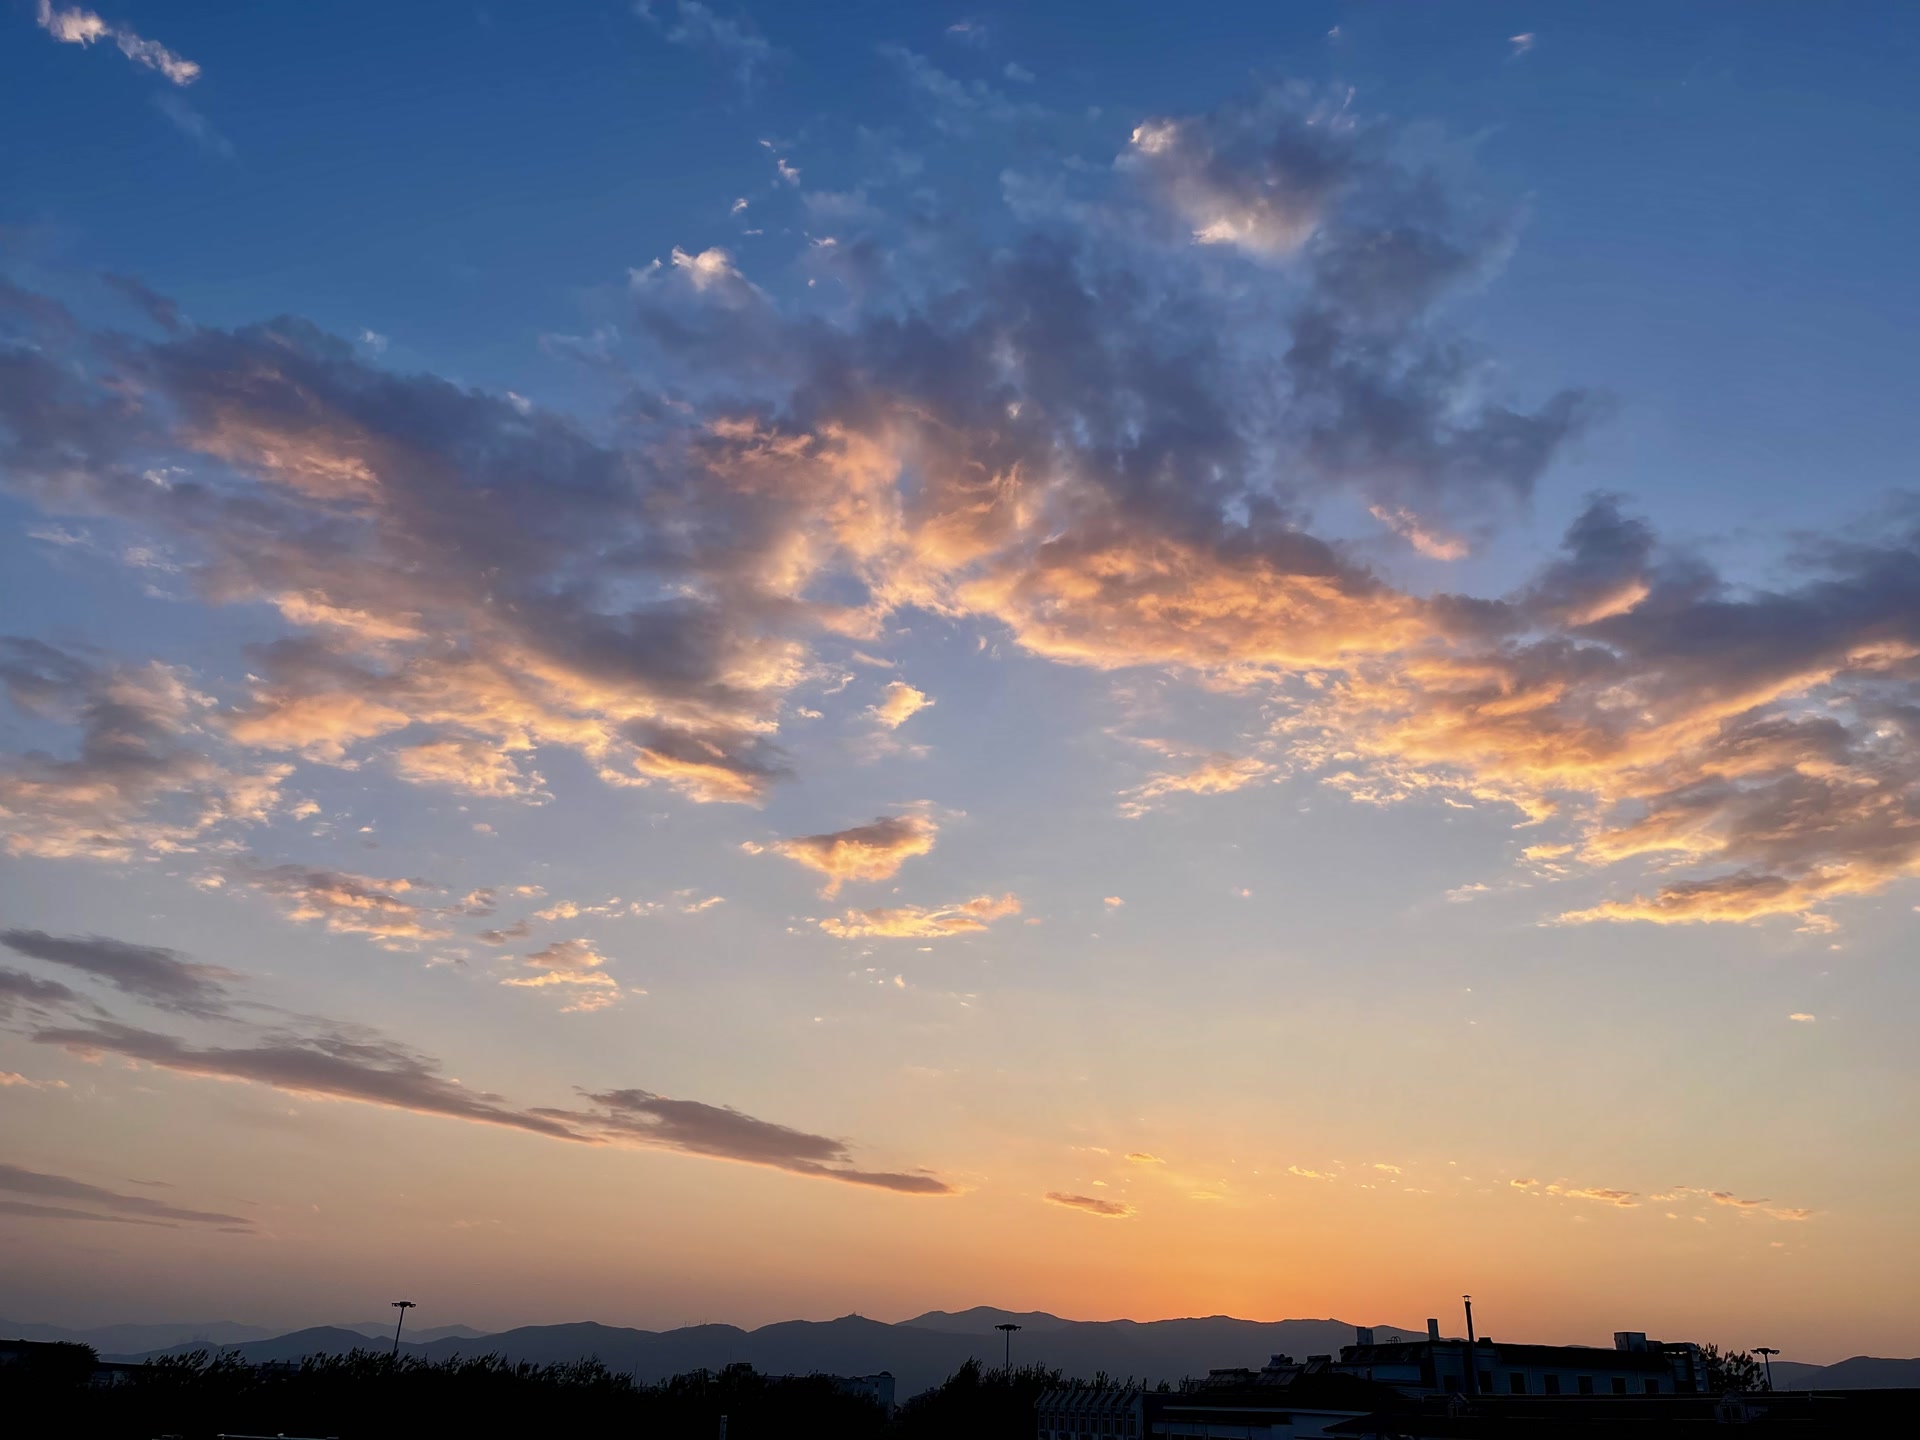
[1426,1318,1440,1344]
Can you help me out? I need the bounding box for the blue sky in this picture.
[3,1,1919,1358]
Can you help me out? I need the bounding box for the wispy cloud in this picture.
[637,1,775,87]
[1044,1190,1134,1217]
[1120,752,1277,818]
[36,1,200,85]
[0,1161,250,1229]
[819,892,1020,939]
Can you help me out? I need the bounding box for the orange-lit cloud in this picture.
[747,814,938,895]
[818,892,1021,939]
[1120,751,1278,817]
[867,680,933,729]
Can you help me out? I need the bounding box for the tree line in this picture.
[0,1340,1778,1439]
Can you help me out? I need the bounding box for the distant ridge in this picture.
[100,1311,1426,1397]
[35,1310,1906,1399]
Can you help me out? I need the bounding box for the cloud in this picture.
[391,738,546,799]
[0,929,237,1016]
[20,930,951,1194]
[818,892,1020,939]
[1789,1012,1817,1023]
[1045,1190,1134,1217]
[1120,752,1277,817]
[501,939,625,1011]
[638,1,775,87]
[36,1,200,85]
[153,92,233,157]
[749,813,937,895]
[1119,95,1352,258]
[550,1089,956,1193]
[0,638,288,862]
[867,680,933,729]
[878,44,1039,134]
[234,863,447,946]
[37,1015,604,1140]
[0,1161,249,1228]
[0,966,83,1019]
[1509,33,1536,58]
[1125,1151,1162,1164]
[1104,896,1125,907]
[3,80,1914,936]
[1370,504,1468,561]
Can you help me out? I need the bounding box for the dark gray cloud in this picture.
[0,1162,250,1227]
[0,965,81,1018]
[0,929,237,1016]
[101,272,184,334]
[33,1018,588,1142]
[20,930,955,1195]
[556,1089,956,1194]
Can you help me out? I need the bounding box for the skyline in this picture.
[3,2,1919,1363]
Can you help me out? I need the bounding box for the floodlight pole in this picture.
[391,1300,417,1356]
[1754,1347,1778,1390]
[996,1322,1022,1370]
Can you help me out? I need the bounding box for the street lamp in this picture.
[996,1322,1022,1371]
[391,1300,417,1356]
[1754,1347,1778,1391]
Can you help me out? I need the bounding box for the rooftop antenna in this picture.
[1754,1347,1778,1391]
[996,1322,1022,1370]
[390,1300,416,1357]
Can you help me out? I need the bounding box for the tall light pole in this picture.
[1462,1296,1477,1397]
[1754,1347,1778,1391]
[391,1300,416,1356]
[996,1322,1022,1371]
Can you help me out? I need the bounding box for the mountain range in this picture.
[6,1310,1915,1399]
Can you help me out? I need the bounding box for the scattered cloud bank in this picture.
[2,82,1916,939]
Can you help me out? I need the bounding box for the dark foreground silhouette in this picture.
[0,1344,1067,1440]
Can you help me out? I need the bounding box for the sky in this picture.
[2,0,1919,1364]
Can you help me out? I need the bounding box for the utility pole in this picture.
[1754,1347,1778,1391]
[390,1300,416,1357]
[1462,1296,1477,1397]
[996,1322,1022,1371]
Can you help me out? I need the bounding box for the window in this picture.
[1578,1376,1595,1395]
[1441,1373,1461,1393]
[1509,1374,1527,1395]
[1645,1380,1661,1395]
[1612,1378,1628,1396]
[1544,1375,1561,1395]
[1478,1371,1494,1393]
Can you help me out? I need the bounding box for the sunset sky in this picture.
[4,2,1919,1363]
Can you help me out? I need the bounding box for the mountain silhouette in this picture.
[85,1311,1920,1398]
[105,1311,1424,1396]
